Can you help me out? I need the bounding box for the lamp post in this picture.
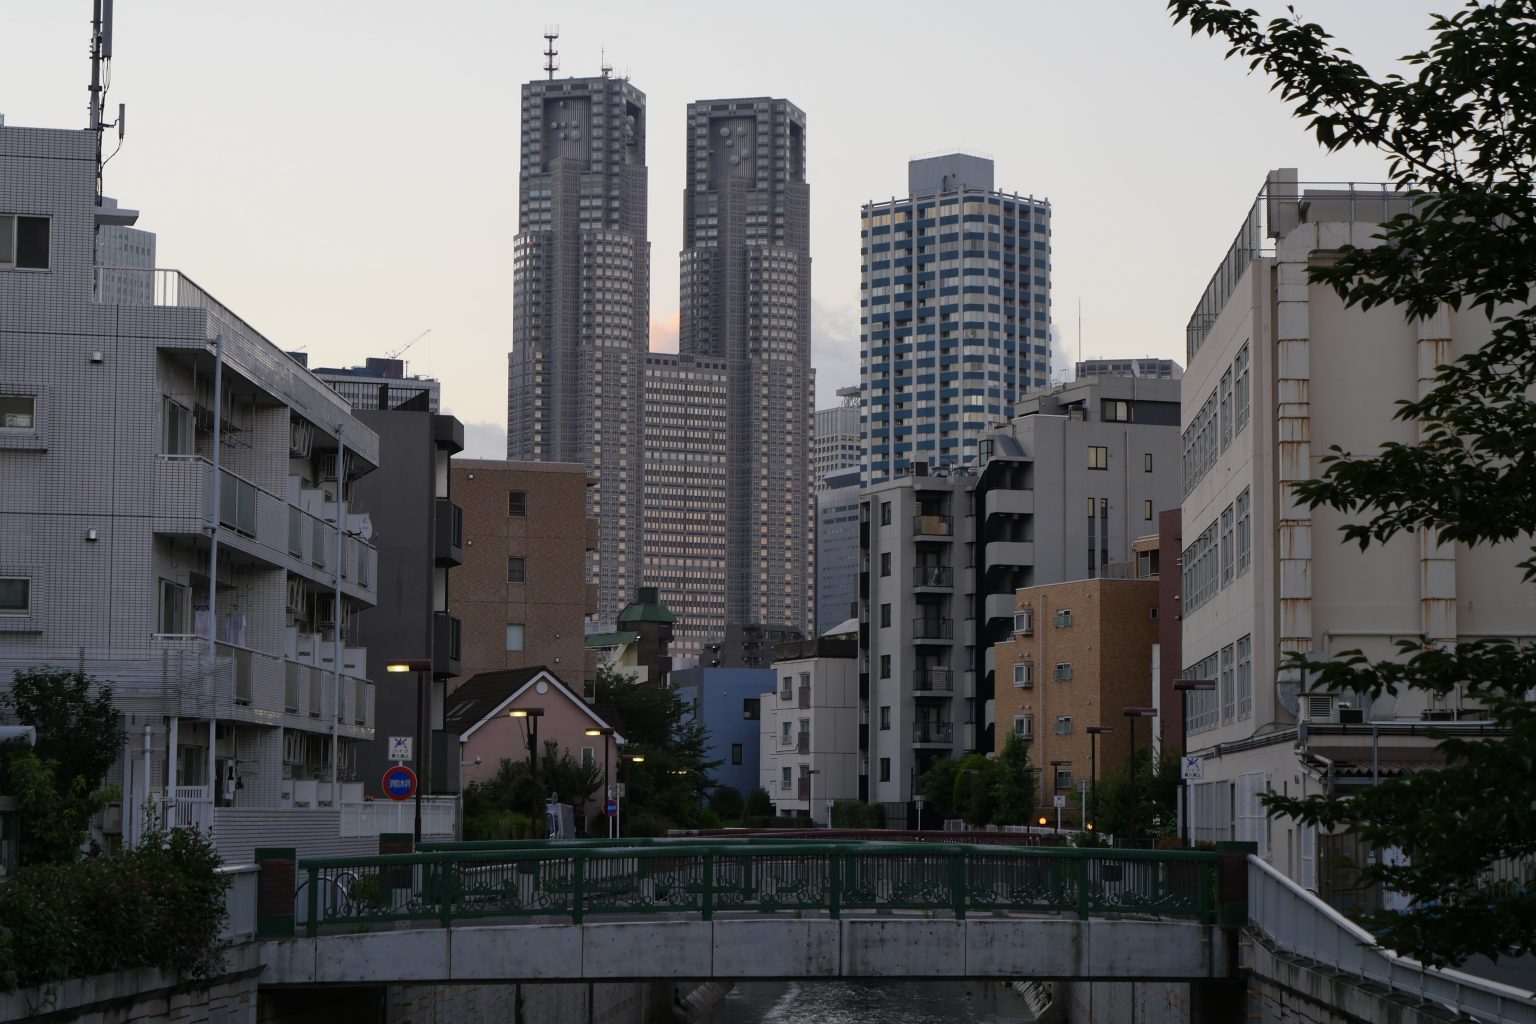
[385,658,433,844]
[808,769,822,827]
[1173,679,1217,846]
[1049,760,1072,832]
[1122,707,1157,845]
[508,708,545,837]
[585,727,615,839]
[1085,726,1113,829]
[619,753,644,838]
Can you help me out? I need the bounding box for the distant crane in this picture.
[387,329,431,361]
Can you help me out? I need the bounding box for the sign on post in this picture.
[382,765,418,801]
[1181,755,1204,780]
[387,736,413,762]
[604,799,618,817]
[1052,795,1067,808]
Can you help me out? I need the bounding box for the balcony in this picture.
[912,618,954,641]
[912,565,953,589]
[432,611,462,677]
[913,668,954,693]
[912,514,954,539]
[796,731,810,755]
[913,721,955,744]
[990,540,1035,566]
[987,490,1034,518]
[434,498,463,567]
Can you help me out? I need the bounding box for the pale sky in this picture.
[1,2,1439,458]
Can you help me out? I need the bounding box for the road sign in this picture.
[387,736,413,762]
[1181,756,1204,780]
[1078,779,1090,793]
[1052,795,1067,808]
[604,799,618,817]
[382,765,418,801]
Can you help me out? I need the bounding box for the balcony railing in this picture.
[796,731,810,755]
[913,514,954,538]
[913,618,954,640]
[913,668,954,692]
[913,565,953,588]
[798,686,812,709]
[913,721,955,744]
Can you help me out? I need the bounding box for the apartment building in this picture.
[760,624,859,824]
[673,666,774,799]
[0,124,386,862]
[1179,170,1536,892]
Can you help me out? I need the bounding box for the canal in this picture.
[698,980,1038,1023]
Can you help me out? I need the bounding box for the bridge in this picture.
[250,839,1242,986]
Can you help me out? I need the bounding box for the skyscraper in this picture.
[860,154,1052,485]
[507,73,649,630]
[647,97,814,661]
[814,385,861,489]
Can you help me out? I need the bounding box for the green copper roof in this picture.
[615,586,676,625]
[584,631,640,648]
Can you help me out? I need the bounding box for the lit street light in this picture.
[384,658,432,843]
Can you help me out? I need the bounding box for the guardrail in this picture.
[284,840,1219,937]
[1246,854,1536,1024]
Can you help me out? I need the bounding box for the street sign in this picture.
[1078,779,1090,793]
[1181,755,1204,780]
[604,799,618,817]
[382,765,418,801]
[387,736,413,762]
[1052,795,1067,808]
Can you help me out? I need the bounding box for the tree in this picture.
[992,733,1037,826]
[743,787,774,819]
[462,740,603,839]
[0,669,121,865]
[1093,748,1180,843]
[592,665,718,831]
[708,785,744,822]
[1169,0,1536,965]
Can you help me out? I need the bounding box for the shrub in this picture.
[707,786,744,821]
[743,787,774,819]
[830,800,884,829]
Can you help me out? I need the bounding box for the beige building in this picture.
[760,624,860,825]
[993,578,1160,826]
[450,460,598,689]
[1178,170,1535,895]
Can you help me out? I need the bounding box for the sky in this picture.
[0,2,1442,458]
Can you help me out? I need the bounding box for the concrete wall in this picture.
[383,981,668,1024]
[0,946,262,1024]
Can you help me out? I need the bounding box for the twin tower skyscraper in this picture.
[507,72,814,664]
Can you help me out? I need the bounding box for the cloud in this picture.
[812,299,860,407]
[650,310,680,352]
[1050,322,1075,384]
[458,420,507,460]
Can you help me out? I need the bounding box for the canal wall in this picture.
[379,981,687,1024]
[0,945,263,1024]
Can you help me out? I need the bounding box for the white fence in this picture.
[1247,854,1536,1024]
[338,797,457,838]
[218,864,258,942]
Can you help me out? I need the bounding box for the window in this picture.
[1220,504,1235,587]
[1012,662,1033,688]
[880,501,892,526]
[0,396,35,431]
[781,675,793,699]
[1221,643,1236,723]
[1236,488,1252,577]
[879,654,891,679]
[742,698,760,720]
[1237,635,1253,720]
[781,721,793,745]
[158,579,189,634]
[507,557,525,583]
[1234,343,1251,433]
[879,552,891,577]
[880,603,891,628]
[0,577,29,614]
[1144,499,1153,521]
[581,746,596,769]
[1219,368,1234,450]
[505,624,525,651]
[0,214,50,270]
[507,490,526,517]
[1144,452,1153,473]
[879,705,891,730]
[1053,663,1072,682]
[879,757,892,782]
[1013,714,1034,738]
[1054,715,1073,735]
[1053,609,1072,628]
[1087,445,1108,470]
[1103,399,1131,422]
[1013,609,1034,635]
[161,398,190,454]
[1055,768,1073,791]
[782,766,792,789]
[730,743,743,766]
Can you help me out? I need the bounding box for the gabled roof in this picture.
[585,630,640,648]
[446,666,622,744]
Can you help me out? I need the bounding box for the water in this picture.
[698,981,1037,1023]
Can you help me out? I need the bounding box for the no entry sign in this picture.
[382,765,418,801]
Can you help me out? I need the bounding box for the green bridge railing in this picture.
[278,841,1222,939]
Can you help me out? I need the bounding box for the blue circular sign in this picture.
[382,765,417,801]
[604,799,619,817]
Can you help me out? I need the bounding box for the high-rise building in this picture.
[507,73,648,632]
[815,466,860,635]
[648,97,814,662]
[814,385,861,488]
[860,154,1052,485]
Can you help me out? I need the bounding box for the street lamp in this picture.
[584,727,616,839]
[1173,679,1217,845]
[1049,760,1072,832]
[1122,707,1157,845]
[618,753,644,838]
[1086,726,1113,829]
[508,708,545,837]
[385,658,432,844]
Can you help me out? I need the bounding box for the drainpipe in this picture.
[332,424,345,795]
[141,722,152,841]
[207,335,223,812]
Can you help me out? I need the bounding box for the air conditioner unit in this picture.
[295,633,320,666]
[1302,693,1338,724]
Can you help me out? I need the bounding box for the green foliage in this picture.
[743,787,774,819]
[0,817,228,990]
[462,742,601,839]
[1092,747,1179,842]
[593,665,718,831]
[0,669,122,865]
[1169,0,1536,966]
[993,734,1037,826]
[707,785,744,821]
[916,735,1038,828]
[829,800,884,829]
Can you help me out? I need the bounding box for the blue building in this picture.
[673,667,774,799]
[860,153,1052,484]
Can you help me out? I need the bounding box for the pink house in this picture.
[447,667,623,824]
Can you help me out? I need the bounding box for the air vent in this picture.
[1302,693,1337,724]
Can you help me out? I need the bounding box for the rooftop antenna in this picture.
[88,0,117,201]
[543,26,559,80]
[1077,299,1082,370]
[601,46,612,79]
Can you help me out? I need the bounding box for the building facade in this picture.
[860,154,1052,485]
[815,467,860,636]
[673,666,774,799]
[450,459,598,688]
[1074,357,1182,382]
[312,356,441,413]
[814,385,861,488]
[506,73,648,632]
[760,626,859,824]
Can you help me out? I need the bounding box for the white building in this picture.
[1179,170,1535,898]
[760,622,859,825]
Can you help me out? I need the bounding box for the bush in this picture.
[830,800,884,829]
[743,787,774,819]
[708,786,744,821]
[0,822,228,990]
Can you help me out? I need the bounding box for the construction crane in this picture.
[386,329,431,361]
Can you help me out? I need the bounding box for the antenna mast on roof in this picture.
[543,26,559,80]
[88,0,119,201]
[601,46,612,79]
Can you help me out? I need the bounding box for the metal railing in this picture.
[283,840,1220,937]
[219,864,259,942]
[913,618,954,640]
[1247,854,1536,1024]
[913,668,954,692]
[339,797,457,839]
[913,721,955,744]
[913,565,954,588]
